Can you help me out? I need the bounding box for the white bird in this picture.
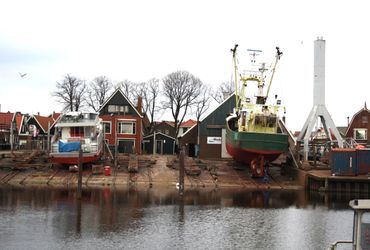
[19,72,27,77]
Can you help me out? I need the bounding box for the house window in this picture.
[183,127,188,133]
[354,128,367,140]
[102,122,111,134]
[165,129,169,135]
[108,105,129,113]
[362,116,368,124]
[70,127,84,137]
[118,122,136,134]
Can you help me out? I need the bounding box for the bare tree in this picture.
[162,71,202,139]
[115,79,137,101]
[137,78,160,133]
[52,74,86,112]
[212,81,235,103]
[86,76,113,112]
[193,85,211,145]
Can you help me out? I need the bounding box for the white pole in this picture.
[153,132,156,155]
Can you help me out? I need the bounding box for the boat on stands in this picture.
[49,112,104,165]
[226,45,288,177]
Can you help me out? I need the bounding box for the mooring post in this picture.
[77,145,83,200]
[179,147,185,196]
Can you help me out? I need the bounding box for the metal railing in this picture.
[327,240,352,250]
[50,132,104,154]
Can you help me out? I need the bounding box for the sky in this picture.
[0,0,369,132]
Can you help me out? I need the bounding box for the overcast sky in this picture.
[0,0,369,131]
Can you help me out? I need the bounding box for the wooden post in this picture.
[179,147,185,196]
[114,118,118,167]
[47,121,50,153]
[77,145,83,200]
[10,117,14,151]
[153,132,156,155]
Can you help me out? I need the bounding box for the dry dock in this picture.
[2,150,370,193]
[0,152,301,190]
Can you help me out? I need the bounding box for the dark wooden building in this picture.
[179,94,235,159]
[153,121,176,138]
[98,88,143,154]
[142,132,175,154]
[345,104,370,146]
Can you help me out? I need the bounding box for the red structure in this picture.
[345,103,370,147]
[98,88,144,154]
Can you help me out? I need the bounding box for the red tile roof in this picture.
[180,119,196,128]
[33,115,55,133]
[15,113,23,133]
[51,112,61,121]
[0,112,14,130]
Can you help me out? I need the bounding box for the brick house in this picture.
[98,88,143,154]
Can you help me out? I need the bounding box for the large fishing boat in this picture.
[49,112,104,165]
[226,45,288,177]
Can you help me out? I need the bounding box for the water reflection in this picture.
[0,185,369,249]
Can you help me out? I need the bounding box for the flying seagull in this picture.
[19,72,27,77]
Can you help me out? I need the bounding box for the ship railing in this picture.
[327,240,352,250]
[89,132,103,153]
[343,137,360,149]
[50,132,103,154]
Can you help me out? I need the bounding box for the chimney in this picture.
[137,96,142,114]
[37,112,40,116]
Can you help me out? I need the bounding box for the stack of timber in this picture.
[0,150,50,170]
[128,154,138,173]
[166,156,202,176]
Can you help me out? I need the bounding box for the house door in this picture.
[118,139,135,154]
[156,140,163,154]
[188,143,195,157]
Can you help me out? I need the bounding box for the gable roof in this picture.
[15,113,24,134]
[180,94,235,138]
[51,112,62,121]
[143,132,176,140]
[155,120,175,127]
[32,114,55,133]
[0,112,14,130]
[345,106,370,135]
[97,88,143,118]
[180,119,197,128]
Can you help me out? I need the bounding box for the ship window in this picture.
[267,117,277,128]
[70,127,84,137]
[255,115,277,128]
[118,122,136,134]
[255,115,266,126]
[354,128,367,140]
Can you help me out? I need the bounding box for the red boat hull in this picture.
[226,143,282,164]
[49,152,101,165]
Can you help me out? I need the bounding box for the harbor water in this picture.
[0,186,364,250]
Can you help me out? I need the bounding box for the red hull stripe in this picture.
[226,143,282,163]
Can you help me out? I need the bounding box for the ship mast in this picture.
[231,44,239,112]
[265,47,283,103]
